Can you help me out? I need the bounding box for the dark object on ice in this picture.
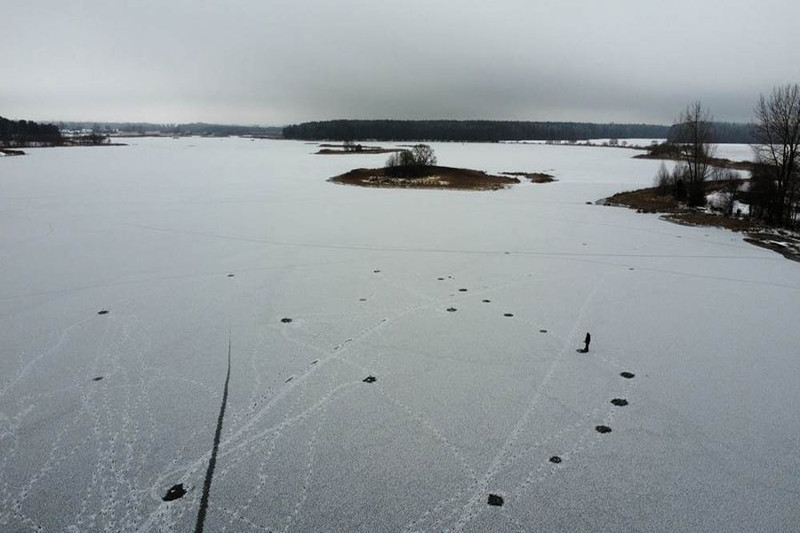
[539,329,547,333]
[437,277,445,280]
[162,483,187,501]
[595,425,612,434]
[549,456,562,464]
[482,299,491,303]
[611,398,628,406]
[373,269,381,273]
[194,330,232,532]
[447,307,457,312]
[459,288,468,292]
[359,298,367,301]
[281,318,292,323]
[285,377,294,383]
[620,372,635,379]
[97,310,109,315]
[363,375,377,383]
[583,332,591,352]
[503,313,514,317]
[628,267,635,270]
[92,376,104,381]
[585,201,593,205]
[311,360,318,365]
[227,274,235,277]
[487,494,504,506]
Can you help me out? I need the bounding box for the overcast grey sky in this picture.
[2,0,798,125]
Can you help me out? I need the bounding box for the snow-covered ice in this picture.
[1,138,798,532]
[714,143,757,162]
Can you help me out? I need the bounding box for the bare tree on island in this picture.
[752,84,800,227]
[385,144,437,177]
[410,144,436,167]
[673,101,716,207]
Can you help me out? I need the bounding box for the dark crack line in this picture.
[195,328,232,533]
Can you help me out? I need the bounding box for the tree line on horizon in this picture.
[1,116,111,147]
[1,117,286,147]
[282,119,755,143]
[1,116,62,147]
[56,121,283,137]
[666,121,755,144]
[283,120,673,142]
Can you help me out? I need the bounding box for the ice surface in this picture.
[714,143,756,162]
[1,138,798,532]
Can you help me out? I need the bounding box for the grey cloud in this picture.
[1,0,797,124]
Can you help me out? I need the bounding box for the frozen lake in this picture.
[1,138,798,532]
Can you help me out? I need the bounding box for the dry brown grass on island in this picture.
[329,166,520,190]
[605,183,759,231]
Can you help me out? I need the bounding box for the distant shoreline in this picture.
[0,142,128,154]
[633,151,755,172]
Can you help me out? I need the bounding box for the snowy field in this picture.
[1,138,798,532]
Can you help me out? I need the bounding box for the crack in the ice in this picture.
[194,329,232,533]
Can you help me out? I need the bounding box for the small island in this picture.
[328,144,519,190]
[330,165,520,190]
[500,171,556,183]
[315,141,405,155]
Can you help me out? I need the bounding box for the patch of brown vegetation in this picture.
[605,186,758,230]
[329,166,519,191]
[603,187,682,213]
[500,171,556,183]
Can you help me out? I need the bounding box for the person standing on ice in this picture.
[583,332,591,352]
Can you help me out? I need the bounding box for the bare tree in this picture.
[753,84,800,227]
[385,149,416,177]
[673,102,716,206]
[411,144,436,167]
[653,162,673,196]
[385,144,436,177]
